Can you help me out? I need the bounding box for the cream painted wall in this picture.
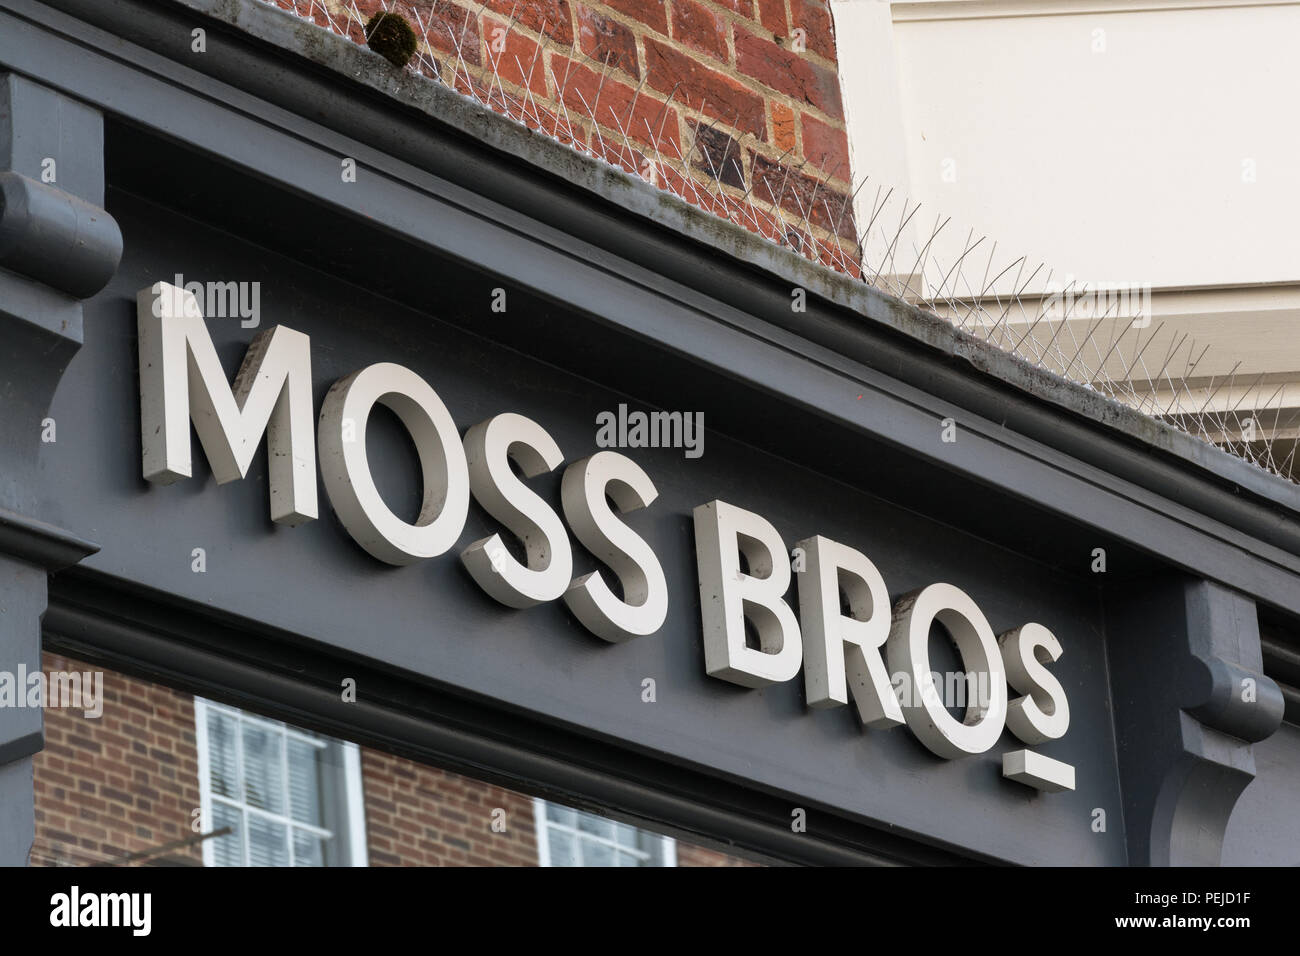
[834,0,1300,292]
[831,0,1300,455]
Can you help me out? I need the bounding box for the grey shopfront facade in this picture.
[1,0,1299,867]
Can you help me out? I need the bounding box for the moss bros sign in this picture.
[138,282,1076,794]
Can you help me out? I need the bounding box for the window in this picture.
[534,798,675,867]
[194,698,367,866]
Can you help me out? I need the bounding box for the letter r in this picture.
[796,535,903,728]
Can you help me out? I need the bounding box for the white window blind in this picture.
[195,698,367,867]
[534,798,676,867]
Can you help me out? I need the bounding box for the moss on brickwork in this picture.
[364,12,417,69]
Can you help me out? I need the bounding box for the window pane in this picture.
[546,827,578,866]
[247,814,289,867]
[286,738,323,827]
[576,810,614,839]
[545,803,576,827]
[583,839,615,867]
[241,723,285,814]
[209,802,243,867]
[538,801,677,868]
[194,700,361,868]
[640,837,664,865]
[206,710,238,800]
[292,827,325,867]
[614,822,639,847]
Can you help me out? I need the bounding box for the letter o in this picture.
[886,583,1008,758]
[319,363,469,565]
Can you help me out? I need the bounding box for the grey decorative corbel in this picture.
[1107,575,1285,866]
[0,168,122,298]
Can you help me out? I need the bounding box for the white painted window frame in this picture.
[194,697,368,867]
[532,797,676,867]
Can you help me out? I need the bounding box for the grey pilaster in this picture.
[0,73,109,865]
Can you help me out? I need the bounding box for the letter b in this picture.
[693,501,802,687]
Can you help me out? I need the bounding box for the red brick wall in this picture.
[271,0,858,270]
[31,653,202,866]
[361,752,755,866]
[362,751,540,866]
[30,653,756,867]
[677,842,760,866]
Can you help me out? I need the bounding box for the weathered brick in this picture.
[671,0,730,64]
[576,4,639,79]
[603,0,668,35]
[555,55,680,152]
[644,37,765,137]
[750,150,856,240]
[485,0,575,45]
[770,100,796,152]
[754,0,786,34]
[735,25,842,118]
[711,0,754,16]
[800,112,850,178]
[791,0,837,61]
[484,16,548,95]
[690,121,746,188]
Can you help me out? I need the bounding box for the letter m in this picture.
[101,893,130,927]
[137,282,317,525]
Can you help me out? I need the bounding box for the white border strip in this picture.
[891,0,1298,22]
